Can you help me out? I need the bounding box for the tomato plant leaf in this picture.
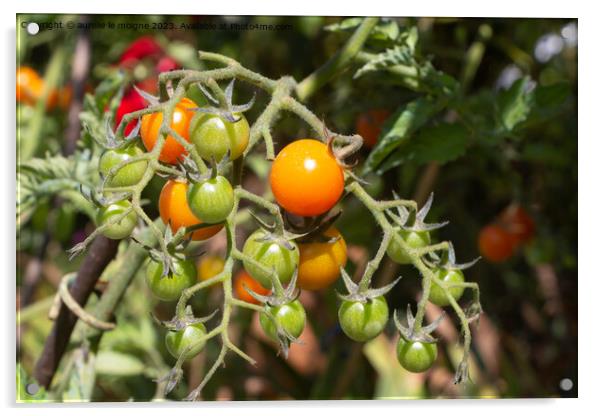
[496,77,535,132]
[363,97,445,174]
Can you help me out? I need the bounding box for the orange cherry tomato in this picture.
[158,180,223,241]
[197,255,225,282]
[297,227,348,290]
[234,270,270,305]
[47,85,73,110]
[500,204,535,245]
[478,224,515,262]
[355,109,390,148]
[16,66,44,105]
[140,97,196,164]
[269,139,344,217]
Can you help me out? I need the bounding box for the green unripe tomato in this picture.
[96,200,138,240]
[145,258,197,301]
[242,229,299,289]
[387,229,431,264]
[165,322,207,360]
[428,268,465,307]
[396,338,438,373]
[259,300,306,341]
[189,112,250,161]
[187,175,234,224]
[98,143,147,187]
[338,295,389,342]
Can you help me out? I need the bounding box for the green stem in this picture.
[296,17,379,101]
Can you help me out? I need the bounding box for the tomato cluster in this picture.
[478,203,535,262]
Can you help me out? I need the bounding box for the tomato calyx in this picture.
[284,210,342,244]
[337,267,402,304]
[155,305,216,332]
[394,305,445,344]
[424,241,480,272]
[245,267,300,308]
[187,79,255,124]
[387,192,449,234]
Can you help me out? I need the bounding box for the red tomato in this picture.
[156,56,179,73]
[500,204,536,245]
[355,109,390,148]
[478,224,515,262]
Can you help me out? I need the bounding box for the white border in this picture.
[2,1,598,414]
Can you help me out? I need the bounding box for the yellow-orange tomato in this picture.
[355,109,390,148]
[141,97,196,164]
[47,85,73,110]
[197,255,225,282]
[234,270,270,305]
[16,66,44,105]
[158,180,223,241]
[297,227,347,290]
[270,139,344,217]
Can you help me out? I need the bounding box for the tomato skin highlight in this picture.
[478,224,515,262]
[429,268,465,307]
[338,296,389,342]
[234,270,270,305]
[355,109,390,148]
[145,258,197,301]
[96,200,138,240]
[269,139,344,217]
[158,180,223,241]
[165,322,207,360]
[396,338,438,373]
[387,229,431,265]
[98,143,148,187]
[140,97,196,164]
[260,300,306,341]
[187,176,234,224]
[242,229,300,289]
[297,227,347,290]
[189,112,250,162]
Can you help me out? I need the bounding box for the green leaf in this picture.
[363,97,445,173]
[95,351,146,377]
[324,17,363,32]
[534,82,570,109]
[62,349,97,402]
[496,77,535,132]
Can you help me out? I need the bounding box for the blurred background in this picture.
[16,15,577,401]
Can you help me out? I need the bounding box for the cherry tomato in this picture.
[47,85,72,110]
[429,268,465,307]
[500,204,536,244]
[478,224,515,262]
[145,257,197,301]
[396,338,438,373]
[188,112,249,162]
[355,109,390,148]
[165,322,207,360]
[98,143,148,187]
[119,36,163,66]
[16,66,44,106]
[187,176,234,224]
[259,300,306,341]
[115,88,147,136]
[140,97,196,164]
[96,200,137,240]
[197,255,225,282]
[269,139,344,217]
[158,180,223,241]
[242,229,299,289]
[234,270,270,305]
[297,227,347,290]
[387,229,431,265]
[338,295,389,342]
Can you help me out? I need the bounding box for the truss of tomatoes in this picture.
[93,88,471,375]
